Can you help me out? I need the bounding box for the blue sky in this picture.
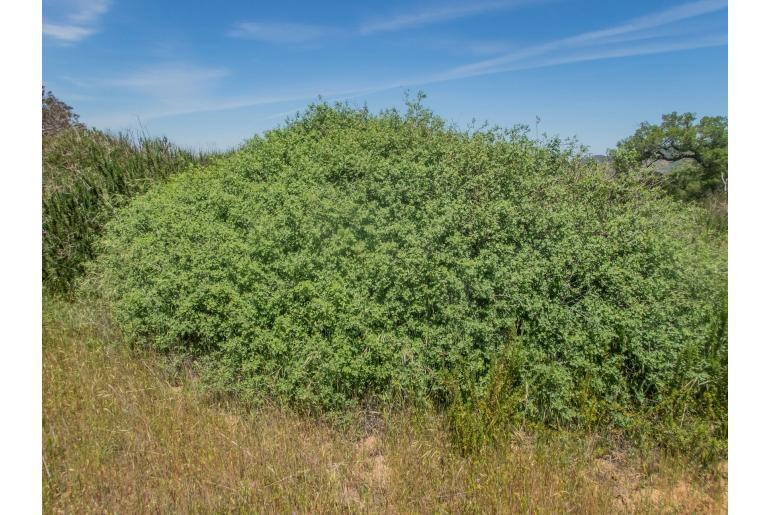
[42,0,727,154]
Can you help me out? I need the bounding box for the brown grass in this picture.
[43,298,727,513]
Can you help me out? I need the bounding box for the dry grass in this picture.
[43,298,727,513]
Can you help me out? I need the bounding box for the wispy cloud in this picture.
[359,0,538,35]
[567,0,726,45]
[388,35,516,57]
[254,0,728,109]
[228,21,339,44]
[229,1,542,45]
[86,83,382,127]
[90,1,726,127]
[415,35,726,86]
[247,31,726,126]
[75,63,234,126]
[42,24,95,42]
[442,0,727,78]
[103,65,229,95]
[43,0,110,43]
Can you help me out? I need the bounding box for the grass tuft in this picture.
[42,127,218,293]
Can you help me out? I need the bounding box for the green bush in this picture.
[93,102,726,440]
[43,128,210,292]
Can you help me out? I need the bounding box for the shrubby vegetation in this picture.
[92,100,727,456]
[43,123,210,292]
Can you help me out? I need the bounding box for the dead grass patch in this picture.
[43,298,726,513]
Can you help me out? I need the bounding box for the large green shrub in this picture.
[94,102,726,435]
[43,128,209,292]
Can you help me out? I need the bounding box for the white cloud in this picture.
[43,0,110,43]
[91,33,726,128]
[228,21,338,44]
[415,35,727,86]
[88,1,727,127]
[42,23,94,42]
[229,1,541,45]
[359,0,537,35]
[444,0,727,78]
[568,0,727,45]
[103,65,229,94]
[86,84,379,127]
[73,64,234,127]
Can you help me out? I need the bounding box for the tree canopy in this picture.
[42,86,84,138]
[610,112,727,200]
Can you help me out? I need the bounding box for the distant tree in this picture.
[42,86,84,137]
[610,112,727,200]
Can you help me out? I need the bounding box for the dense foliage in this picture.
[610,112,728,201]
[94,102,726,447]
[43,127,207,292]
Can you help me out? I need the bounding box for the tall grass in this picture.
[42,128,216,293]
[43,296,727,513]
